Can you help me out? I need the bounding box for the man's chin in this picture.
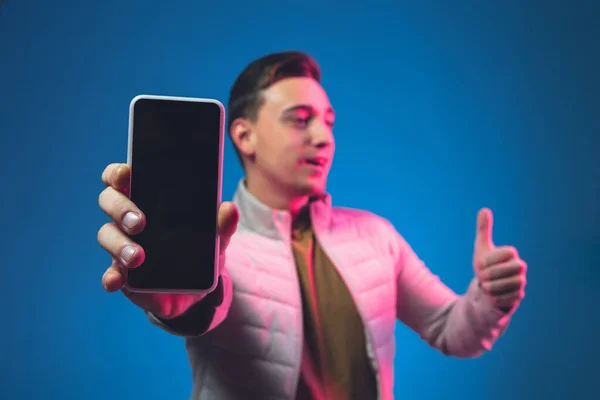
[293,179,327,197]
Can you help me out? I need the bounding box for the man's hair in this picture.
[227,51,321,164]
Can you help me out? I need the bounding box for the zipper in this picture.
[365,335,382,400]
[283,240,304,400]
[272,212,304,400]
[305,236,333,400]
[313,231,383,400]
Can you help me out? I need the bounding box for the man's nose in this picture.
[309,120,333,148]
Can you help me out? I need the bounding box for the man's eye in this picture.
[292,116,310,128]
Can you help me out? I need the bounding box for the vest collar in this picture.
[232,179,333,241]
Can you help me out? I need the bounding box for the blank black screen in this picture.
[127,97,222,292]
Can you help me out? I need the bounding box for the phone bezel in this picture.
[124,94,225,294]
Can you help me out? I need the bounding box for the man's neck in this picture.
[244,175,309,222]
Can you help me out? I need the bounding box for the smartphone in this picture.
[125,94,225,294]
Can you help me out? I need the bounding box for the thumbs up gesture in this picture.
[473,208,527,312]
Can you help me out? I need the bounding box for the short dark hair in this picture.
[227,51,321,164]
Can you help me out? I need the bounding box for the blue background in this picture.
[1,1,598,399]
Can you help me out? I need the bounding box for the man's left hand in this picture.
[472,208,527,312]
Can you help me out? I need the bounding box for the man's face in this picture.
[248,77,335,198]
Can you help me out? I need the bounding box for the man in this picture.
[97,51,527,400]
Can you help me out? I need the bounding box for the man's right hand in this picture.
[97,163,239,319]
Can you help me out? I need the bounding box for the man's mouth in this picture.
[301,157,327,167]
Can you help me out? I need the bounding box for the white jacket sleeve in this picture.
[147,265,233,337]
[394,230,513,358]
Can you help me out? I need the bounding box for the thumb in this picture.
[475,207,494,252]
[218,201,239,255]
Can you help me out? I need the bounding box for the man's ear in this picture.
[230,118,256,160]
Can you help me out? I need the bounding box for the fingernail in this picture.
[122,212,140,229]
[120,245,136,263]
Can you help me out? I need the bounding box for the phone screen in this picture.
[126,96,224,293]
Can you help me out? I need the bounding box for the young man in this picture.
[97,51,527,400]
